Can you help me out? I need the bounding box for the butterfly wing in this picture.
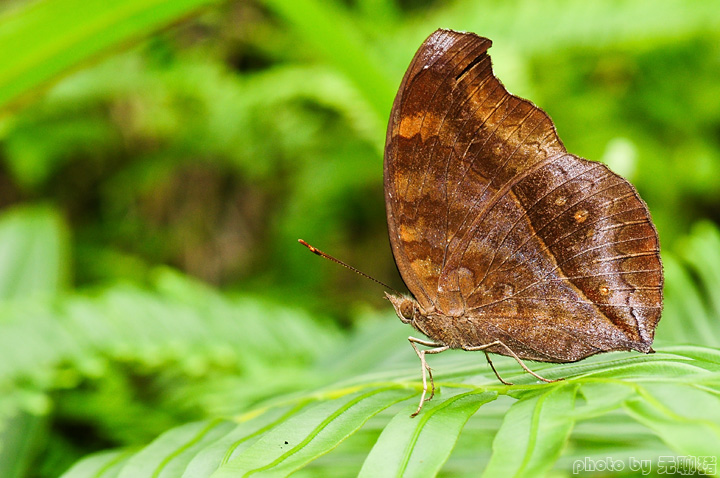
[384,29,662,360]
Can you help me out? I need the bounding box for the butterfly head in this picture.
[386,292,454,347]
[385,292,428,328]
[385,292,422,325]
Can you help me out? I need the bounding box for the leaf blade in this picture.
[625,382,720,473]
[0,0,218,110]
[211,387,415,478]
[482,384,578,478]
[359,390,498,478]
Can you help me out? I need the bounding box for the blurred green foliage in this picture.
[0,0,720,476]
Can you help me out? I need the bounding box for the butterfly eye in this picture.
[399,300,416,323]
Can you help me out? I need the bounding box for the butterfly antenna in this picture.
[298,239,401,294]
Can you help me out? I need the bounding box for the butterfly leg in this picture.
[408,337,448,417]
[464,340,561,384]
[483,350,513,385]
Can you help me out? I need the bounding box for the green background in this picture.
[1,0,719,476]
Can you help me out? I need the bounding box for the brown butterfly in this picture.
[384,29,663,416]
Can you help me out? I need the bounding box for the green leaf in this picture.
[574,382,635,418]
[182,405,312,477]
[54,344,720,477]
[60,450,133,478]
[660,252,719,347]
[0,269,342,414]
[211,387,415,478]
[0,0,218,110]
[625,382,720,473]
[359,390,498,478]
[482,383,579,477]
[116,420,237,478]
[678,222,720,321]
[0,205,68,300]
[0,410,47,478]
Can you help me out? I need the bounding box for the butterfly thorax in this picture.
[386,293,474,349]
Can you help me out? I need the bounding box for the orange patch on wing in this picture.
[411,257,442,280]
[399,111,443,141]
[399,223,418,243]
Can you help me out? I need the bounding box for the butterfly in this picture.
[383,29,663,416]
